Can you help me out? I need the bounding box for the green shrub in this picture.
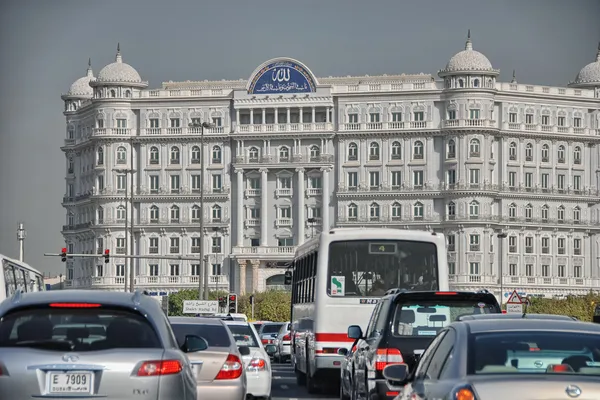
[524,292,599,322]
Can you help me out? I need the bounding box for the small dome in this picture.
[95,44,144,84]
[439,30,498,77]
[67,59,95,98]
[569,43,600,87]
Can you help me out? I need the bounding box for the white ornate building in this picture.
[61,36,600,301]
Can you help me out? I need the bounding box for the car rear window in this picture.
[469,331,600,375]
[171,323,231,348]
[262,323,284,334]
[392,297,498,337]
[228,324,260,347]
[0,307,161,351]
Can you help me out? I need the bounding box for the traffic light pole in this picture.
[46,253,207,261]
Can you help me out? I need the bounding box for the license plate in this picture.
[48,372,92,394]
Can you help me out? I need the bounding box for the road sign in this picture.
[183,300,218,314]
[506,303,523,314]
[506,290,522,304]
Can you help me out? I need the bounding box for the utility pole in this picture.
[124,169,129,292]
[497,231,507,305]
[129,136,135,293]
[188,120,215,301]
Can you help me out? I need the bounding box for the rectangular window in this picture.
[170,175,180,193]
[469,109,480,119]
[541,115,550,125]
[508,171,516,187]
[212,174,222,190]
[369,171,380,188]
[211,237,222,253]
[391,171,402,188]
[212,117,222,127]
[391,112,402,122]
[413,170,423,187]
[469,169,480,185]
[347,172,358,188]
[348,114,358,123]
[170,118,180,128]
[541,173,549,189]
[116,119,127,128]
[117,175,126,191]
[149,118,159,128]
[413,112,424,121]
[509,113,517,123]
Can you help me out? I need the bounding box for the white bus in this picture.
[1,254,46,302]
[289,228,448,392]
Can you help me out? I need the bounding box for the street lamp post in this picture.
[497,231,507,303]
[188,120,215,301]
[116,166,134,293]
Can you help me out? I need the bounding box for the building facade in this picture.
[61,36,600,301]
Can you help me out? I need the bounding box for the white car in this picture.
[224,320,272,399]
[274,322,292,363]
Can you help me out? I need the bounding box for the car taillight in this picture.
[49,303,101,308]
[282,334,291,341]
[452,385,477,400]
[215,354,243,380]
[261,338,269,344]
[375,348,403,371]
[137,360,182,376]
[247,357,267,371]
[435,292,457,295]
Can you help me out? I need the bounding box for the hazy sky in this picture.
[0,0,598,275]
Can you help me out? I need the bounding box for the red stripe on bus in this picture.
[315,333,354,342]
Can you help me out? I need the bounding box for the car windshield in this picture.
[170,323,231,348]
[392,299,498,337]
[469,331,600,375]
[327,240,439,297]
[262,323,284,334]
[0,307,161,351]
[253,323,263,331]
[228,324,260,347]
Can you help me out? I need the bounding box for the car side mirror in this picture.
[183,335,208,353]
[347,325,363,340]
[238,345,251,356]
[382,364,409,385]
[337,348,349,356]
[264,344,277,356]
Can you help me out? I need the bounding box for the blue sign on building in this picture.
[248,60,317,95]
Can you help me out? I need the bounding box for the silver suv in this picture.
[0,290,197,399]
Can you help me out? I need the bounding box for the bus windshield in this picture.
[327,239,438,297]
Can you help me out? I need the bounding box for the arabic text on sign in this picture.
[272,68,291,82]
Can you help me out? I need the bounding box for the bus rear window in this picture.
[327,240,438,297]
[0,307,161,351]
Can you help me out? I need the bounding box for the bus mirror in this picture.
[347,325,363,340]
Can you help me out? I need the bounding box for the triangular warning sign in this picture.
[506,290,522,304]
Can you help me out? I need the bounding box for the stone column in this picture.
[274,108,278,124]
[311,107,316,123]
[235,109,240,132]
[238,259,247,295]
[236,169,244,246]
[321,167,331,230]
[296,167,305,245]
[260,168,269,246]
[251,259,260,292]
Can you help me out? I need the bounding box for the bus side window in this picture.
[3,263,17,297]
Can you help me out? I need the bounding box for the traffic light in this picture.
[249,295,254,306]
[60,248,67,262]
[104,249,110,264]
[284,271,292,285]
[228,294,237,313]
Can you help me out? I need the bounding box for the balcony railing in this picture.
[340,121,431,131]
[443,119,497,129]
[232,246,296,256]
[234,154,334,164]
[64,275,230,288]
[236,122,332,133]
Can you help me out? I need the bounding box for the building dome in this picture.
[569,43,600,88]
[439,30,498,77]
[67,59,94,98]
[95,44,144,85]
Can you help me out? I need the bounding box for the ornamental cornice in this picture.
[91,193,232,202]
[161,80,247,90]
[495,92,600,106]
[134,135,231,143]
[335,130,444,138]
[497,129,600,143]
[233,97,334,107]
[320,74,434,85]
[231,132,335,140]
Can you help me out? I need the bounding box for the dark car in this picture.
[341,289,501,400]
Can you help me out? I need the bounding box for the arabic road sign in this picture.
[506,303,523,314]
[183,300,219,314]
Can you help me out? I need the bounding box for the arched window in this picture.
[525,204,533,220]
[347,203,358,220]
[369,203,380,220]
[116,205,126,221]
[189,146,200,164]
[125,90,131,97]
[473,79,479,88]
[116,146,127,164]
[573,206,581,222]
[110,89,116,98]
[191,205,201,222]
[279,146,290,161]
[469,139,480,157]
[97,207,104,223]
[170,205,180,222]
[413,141,424,159]
[310,145,320,159]
[369,142,380,160]
[447,202,456,219]
[541,205,549,220]
[574,146,582,164]
[347,142,358,161]
[212,145,222,163]
[170,146,180,164]
[557,145,565,162]
[525,143,533,160]
[509,142,517,160]
[150,205,159,222]
[458,79,464,88]
[249,147,259,161]
[391,202,402,220]
[413,202,424,219]
[147,146,158,164]
[509,203,517,219]
[469,201,480,218]
[212,205,222,221]
[97,147,104,165]
[541,144,549,161]
[447,139,456,158]
[391,141,402,160]
[557,206,565,221]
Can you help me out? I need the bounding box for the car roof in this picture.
[387,290,499,302]
[457,313,577,322]
[0,290,160,315]
[168,316,225,326]
[224,320,252,326]
[458,317,600,334]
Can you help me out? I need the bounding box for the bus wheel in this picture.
[306,361,319,394]
[295,364,306,385]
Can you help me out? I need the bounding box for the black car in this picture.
[340,289,501,400]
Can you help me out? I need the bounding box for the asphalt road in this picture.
[270,362,337,400]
